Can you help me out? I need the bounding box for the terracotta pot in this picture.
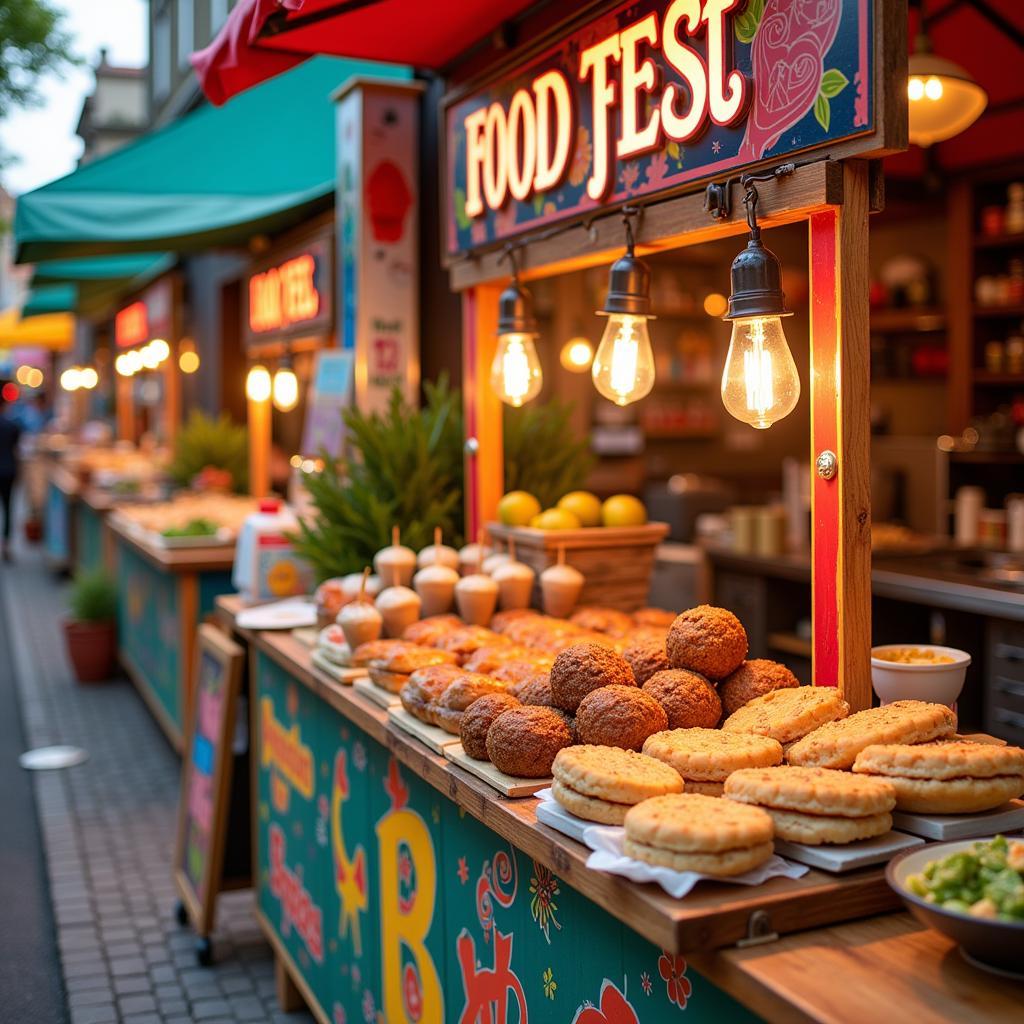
[63,619,117,683]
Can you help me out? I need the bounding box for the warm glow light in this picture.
[721,316,800,429]
[272,367,299,412]
[289,454,303,468]
[15,365,29,385]
[907,77,925,101]
[60,368,82,392]
[907,52,986,146]
[125,349,144,375]
[2,382,19,402]
[490,331,542,407]
[179,350,200,374]
[246,364,272,403]
[592,313,655,406]
[560,337,594,372]
[79,367,98,390]
[924,76,943,101]
[25,368,43,388]
[149,338,170,363]
[140,342,161,369]
[703,292,728,317]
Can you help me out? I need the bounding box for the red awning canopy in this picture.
[193,0,537,105]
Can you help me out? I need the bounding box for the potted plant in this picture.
[64,571,118,683]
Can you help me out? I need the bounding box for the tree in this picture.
[0,0,78,120]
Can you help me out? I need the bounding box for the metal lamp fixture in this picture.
[491,248,542,407]
[720,178,799,430]
[592,208,656,406]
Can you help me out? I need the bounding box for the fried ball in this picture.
[623,636,670,686]
[460,692,522,760]
[666,605,748,679]
[575,684,669,751]
[549,708,579,744]
[486,706,572,777]
[515,676,555,707]
[719,659,800,717]
[642,669,721,729]
[549,642,636,713]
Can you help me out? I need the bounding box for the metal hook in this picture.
[742,183,761,238]
[498,243,521,280]
[621,204,641,254]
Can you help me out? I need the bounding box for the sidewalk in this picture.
[2,536,314,1024]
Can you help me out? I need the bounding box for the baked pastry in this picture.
[576,685,668,750]
[570,606,635,637]
[722,686,849,744]
[463,643,539,674]
[642,728,783,781]
[551,745,684,824]
[368,645,458,693]
[786,700,958,770]
[851,739,1024,813]
[459,692,522,759]
[399,664,462,722]
[549,642,636,713]
[666,606,748,679]
[435,625,507,662]
[492,658,554,685]
[633,607,676,629]
[642,670,721,730]
[432,673,509,734]
[402,614,463,646]
[490,608,541,633]
[623,794,774,876]
[623,636,670,686]
[314,578,347,624]
[350,638,410,667]
[719,659,800,716]
[485,706,572,777]
[317,624,351,665]
[549,708,578,744]
[516,676,555,707]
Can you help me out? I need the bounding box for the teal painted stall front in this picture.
[75,501,105,575]
[254,651,757,1024]
[45,478,72,566]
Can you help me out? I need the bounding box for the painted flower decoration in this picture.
[529,863,562,944]
[457,856,470,885]
[569,126,593,187]
[361,988,376,1024]
[658,953,692,1010]
[646,151,668,188]
[640,972,652,996]
[333,1003,347,1024]
[543,967,557,1000]
[352,741,367,772]
[620,162,640,194]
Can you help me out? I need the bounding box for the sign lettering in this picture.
[115,302,148,348]
[260,696,314,799]
[269,824,324,963]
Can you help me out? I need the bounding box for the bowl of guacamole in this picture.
[887,835,1024,977]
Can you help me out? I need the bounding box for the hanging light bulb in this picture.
[720,178,799,429]
[60,367,82,392]
[149,338,170,363]
[140,342,161,369]
[907,30,986,147]
[246,364,272,403]
[490,252,542,407]
[593,209,656,406]
[272,359,299,412]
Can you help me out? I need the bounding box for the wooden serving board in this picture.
[353,676,401,709]
[310,650,366,685]
[774,832,924,874]
[891,799,1024,841]
[388,706,461,754]
[444,742,551,797]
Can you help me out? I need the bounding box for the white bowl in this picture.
[870,644,971,707]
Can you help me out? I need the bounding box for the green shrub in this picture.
[69,571,118,623]
[168,411,249,493]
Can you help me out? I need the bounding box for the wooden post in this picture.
[274,957,305,1013]
[248,395,271,499]
[116,372,133,442]
[462,284,504,541]
[808,160,872,711]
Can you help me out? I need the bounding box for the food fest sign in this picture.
[445,0,875,256]
[115,277,174,347]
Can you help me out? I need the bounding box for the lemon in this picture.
[601,494,647,527]
[557,490,603,527]
[534,508,581,530]
[497,490,542,527]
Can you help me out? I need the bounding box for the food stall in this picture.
[186,1,1024,1021]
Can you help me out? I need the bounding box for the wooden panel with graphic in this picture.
[253,649,758,1023]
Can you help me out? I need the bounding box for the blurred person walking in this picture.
[0,391,23,561]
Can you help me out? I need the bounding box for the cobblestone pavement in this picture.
[3,540,314,1024]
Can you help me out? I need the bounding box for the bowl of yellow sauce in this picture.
[870,644,971,707]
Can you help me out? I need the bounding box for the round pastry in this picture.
[642,728,784,781]
[314,577,348,624]
[623,636,670,686]
[485,706,572,778]
[516,676,555,707]
[570,606,635,637]
[549,642,636,713]
[490,608,541,633]
[552,744,684,805]
[463,643,533,674]
[460,692,522,760]
[633,607,676,629]
[576,684,669,750]
[666,606,748,679]
[549,708,579,744]
[724,765,897,817]
[719,659,800,716]
[492,658,554,685]
[642,669,721,730]
[399,665,462,723]
[435,625,507,662]
[350,638,413,667]
[433,673,509,734]
[722,686,848,744]
[402,614,464,646]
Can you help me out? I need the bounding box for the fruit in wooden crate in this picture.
[601,494,647,527]
[532,508,581,530]
[497,490,542,527]
[557,491,602,527]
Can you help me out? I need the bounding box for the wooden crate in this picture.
[487,522,669,611]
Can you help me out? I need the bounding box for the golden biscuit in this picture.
[624,793,774,853]
[761,808,892,845]
[724,765,896,817]
[722,687,849,744]
[852,740,1024,781]
[642,728,783,781]
[622,838,774,876]
[873,774,1024,814]
[551,779,632,825]
[786,700,957,770]
[552,745,684,804]
[682,780,724,797]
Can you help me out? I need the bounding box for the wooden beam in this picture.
[449,161,844,291]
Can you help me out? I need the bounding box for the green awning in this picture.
[21,284,77,319]
[15,56,410,263]
[31,253,174,283]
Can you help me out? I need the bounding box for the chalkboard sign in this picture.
[174,624,244,938]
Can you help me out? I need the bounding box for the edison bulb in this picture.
[141,343,161,369]
[272,367,299,411]
[60,368,82,392]
[592,313,655,406]
[490,332,542,407]
[179,350,200,374]
[246,364,272,403]
[149,338,170,363]
[721,316,800,429]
